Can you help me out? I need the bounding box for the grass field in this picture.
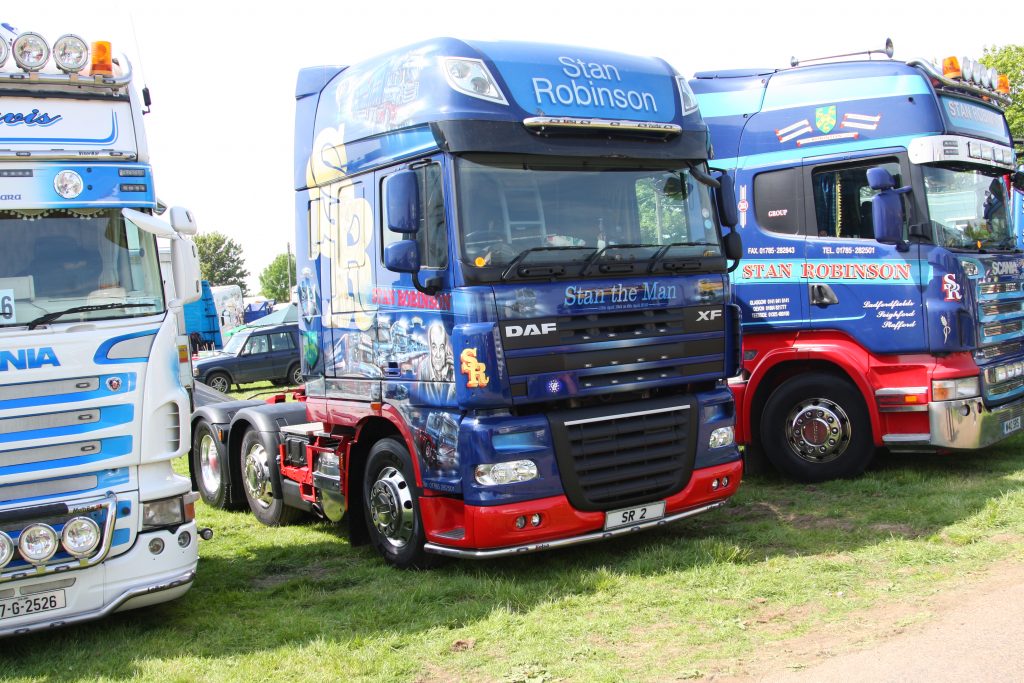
[5,425,1024,682]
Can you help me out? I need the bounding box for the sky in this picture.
[6,1,1024,293]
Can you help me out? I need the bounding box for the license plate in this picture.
[604,501,666,531]
[0,590,66,621]
[1004,415,1022,435]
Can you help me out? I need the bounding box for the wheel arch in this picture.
[746,345,881,446]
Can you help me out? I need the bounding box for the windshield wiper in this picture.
[501,246,596,280]
[26,303,152,330]
[580,244,656,276]
[651,242,720,272]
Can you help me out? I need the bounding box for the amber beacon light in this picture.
[90,40,113,75]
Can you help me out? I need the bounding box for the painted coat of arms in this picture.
[815,105,837,133]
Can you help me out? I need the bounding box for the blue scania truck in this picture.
[190,38,744,567]
[1,24,203,635]
[692,46,1024,481]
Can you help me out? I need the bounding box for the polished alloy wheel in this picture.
[784,397,852,464]
[368,466,414,548]
[199,432,221,493]
[243,442,274,510]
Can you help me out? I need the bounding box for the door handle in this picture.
[810,283,839,306]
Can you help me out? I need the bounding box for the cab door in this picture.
[802,154,925,353]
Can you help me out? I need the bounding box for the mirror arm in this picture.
[412,271,442,296]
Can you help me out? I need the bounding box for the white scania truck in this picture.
[0,24,203,636]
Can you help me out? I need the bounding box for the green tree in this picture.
[259,252,296,302]
[194,232,250,296]
[981,44,1024,143]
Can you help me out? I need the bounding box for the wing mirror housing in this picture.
[715,172,738,229]
[385,170,421,234]
[868,167,912,248]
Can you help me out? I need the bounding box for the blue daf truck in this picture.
[692,46,1024,481]
[190,38,744,567]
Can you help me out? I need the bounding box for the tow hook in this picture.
[198,527,214,541]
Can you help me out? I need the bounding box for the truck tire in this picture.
[760,373,875,482]
[206,372,231,394]
[363,438,435,569]
[240,428,302,526]
[191,419,232,509]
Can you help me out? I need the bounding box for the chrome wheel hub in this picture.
[199,433,221,493]
[785,398,852,464]
[369,466,413,548]
[243,443,273,509]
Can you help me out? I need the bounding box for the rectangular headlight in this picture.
[932,377,980,401]
[142,495,187,529]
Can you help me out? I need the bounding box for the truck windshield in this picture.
[923,165,1015,250]
[0,208,165,327]
[455,156,723,281]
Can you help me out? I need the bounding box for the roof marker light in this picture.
[942,56,961,79]
[996,74,1010,94]
[12,32,49,71]
[90,40,112,76]
[53,34,89,73]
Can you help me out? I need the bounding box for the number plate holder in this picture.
[0,589,66,621]
[1004,415,1022,435]
[604,501,666,531]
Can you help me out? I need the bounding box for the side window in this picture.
[243,335,269,355]
[269,332,294,351]
[754,168,803,235]
[812,160,904,239]
[383,161,449,269]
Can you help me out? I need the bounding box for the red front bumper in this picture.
[419,460,742,559]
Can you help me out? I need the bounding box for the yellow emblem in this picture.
[460,348,489,388]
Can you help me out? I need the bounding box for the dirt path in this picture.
[709,558,1024,682]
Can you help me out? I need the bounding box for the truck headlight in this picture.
[18,524,59,564]
[12,32,49,72]
[475,460,538,485]
[61,517,101,557]
[932,377,980,401]
[142,493,197,530]
[709,426,735,448]
[0,531,14,567]
[53,34,89,73]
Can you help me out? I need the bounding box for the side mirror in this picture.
[1013,169,1024,193]
[385,171,421,233]
[384,240,420,273]
[170,237,202,306]
[868,166,911,246]
[170,206,198,236]
[724,230,743,261]
[715,173,738,229]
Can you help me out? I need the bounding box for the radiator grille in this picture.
[549,397,695,512]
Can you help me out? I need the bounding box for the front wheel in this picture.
[759,373,875,482]
[362,438,434,569]
[240,429,302,526]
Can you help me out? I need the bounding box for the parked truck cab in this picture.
[193,38,743,567]
[0,25,203,635]
[692,47,1024,481]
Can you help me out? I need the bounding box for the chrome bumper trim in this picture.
[928,394,1024,449]
[0,569,195,638]
[423,499,728,560]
